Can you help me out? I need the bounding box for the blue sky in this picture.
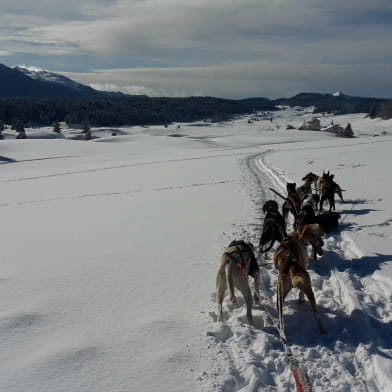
[1,0,392,98]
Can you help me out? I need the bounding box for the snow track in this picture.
[203,150,391,392]
[0,179,239,208]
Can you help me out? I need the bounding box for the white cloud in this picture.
[1,0,392,97]
[64,61,392,99]
[88,82,160,96]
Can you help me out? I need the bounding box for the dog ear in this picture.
[298,225,308,239]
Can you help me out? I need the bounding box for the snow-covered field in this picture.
[1,108,391,391]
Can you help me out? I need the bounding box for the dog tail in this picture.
[289,266,305,288]
[216,255,229,285]
[260,239,275,253]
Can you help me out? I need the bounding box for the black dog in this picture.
[315,212,341,233]
[282,182,301,227]
[298,205,341,233]
[259,200,287,255]
[319,181,336,212]
[319,172,345,212]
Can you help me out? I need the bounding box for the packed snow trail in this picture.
[203,149,391,392]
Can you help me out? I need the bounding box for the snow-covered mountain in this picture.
[0,63,128,98]
[13,66,127,98]
[0,63,99,98]
[14,65,90,93]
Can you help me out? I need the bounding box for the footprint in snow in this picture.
[206,323,234,342]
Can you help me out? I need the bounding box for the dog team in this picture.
[216,170,345,334]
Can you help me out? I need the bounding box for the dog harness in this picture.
[275,237,298,276]
[287,193,301,210]
[223,241,258,276]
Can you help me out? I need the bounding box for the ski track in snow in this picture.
[202,150,391,392]
[1,151,252,182]
[0,179,239,208]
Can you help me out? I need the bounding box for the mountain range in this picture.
[0,63,390,124]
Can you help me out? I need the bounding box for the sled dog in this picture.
[216,240,260,325]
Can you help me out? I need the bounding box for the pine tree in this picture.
[344,123,354,138]
[83,119,92,140]
[15,120,26,139]
[53,121,61,133]
[82,119,90,134]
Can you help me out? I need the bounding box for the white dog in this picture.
[216,240,260,325]
[302,193,320,212]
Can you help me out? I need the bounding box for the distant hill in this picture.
[274,92,385,115]
[0,62,391,124]
[0,63,276,126]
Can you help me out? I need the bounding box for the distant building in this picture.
[324,124,344,134]
[298,118,321,131]
[324,123,354,138]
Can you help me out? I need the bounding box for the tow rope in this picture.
[261,300,313,392]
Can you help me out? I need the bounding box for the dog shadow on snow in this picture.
[277,248,392,360]
[313,246,392,280]
[211,290,392,361]
[210,289,392,364]
[280,295,392,356]
[343,198,376,206]
[272,298,392,362]
[341,208,379,217]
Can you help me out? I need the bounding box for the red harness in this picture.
[235,262,248,276]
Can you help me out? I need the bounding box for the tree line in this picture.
[367,100,392,120]
[0,96,275,128]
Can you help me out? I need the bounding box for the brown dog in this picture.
[273,224,326,334]
[216,240,260,325]
[316,171,344,198]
